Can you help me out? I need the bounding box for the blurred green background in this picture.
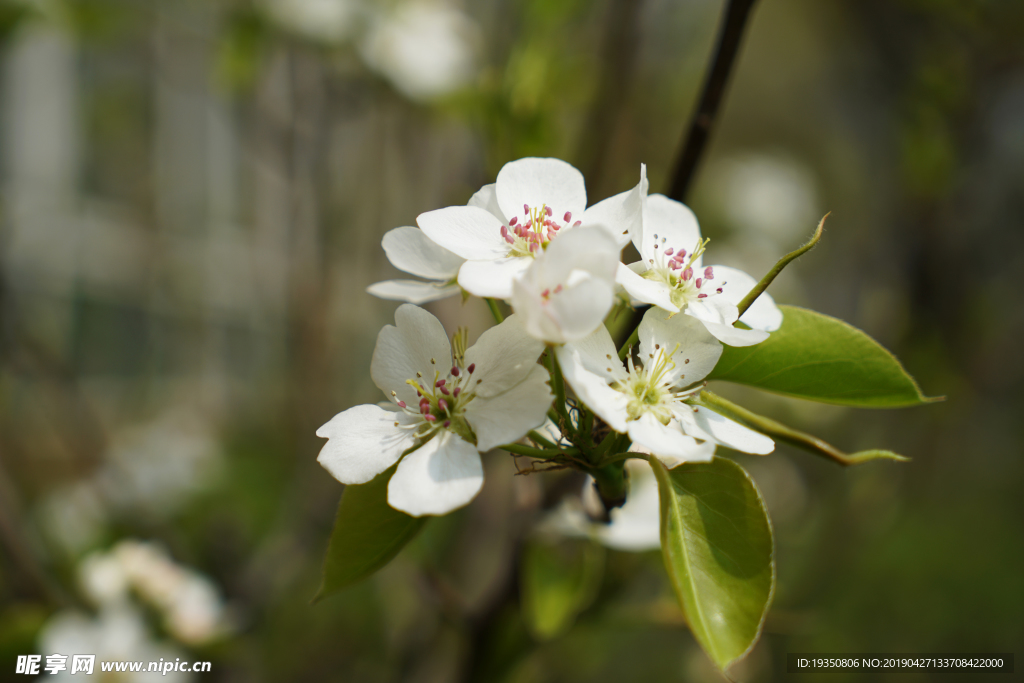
[1,0,1022,681]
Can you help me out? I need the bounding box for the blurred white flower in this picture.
[366,226,465,303]
[418,158,643,299]
[95,411,222,518]
[77,540,230,647]
[556,307,774,468]
[546,459,662,552]
[617,193,782,346]
[360,2,479,101]
[712,153,820,243]
[36,481,107,554]
[39,606,193,682]
[262,0,362,45]
[317,305,551,516]
[510,224,621,344]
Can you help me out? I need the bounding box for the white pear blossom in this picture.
[360,2,480,102]
[417,158,646,299]
[616,193,782,346]
[510,224,621,344]
[317,304,552,516]
[262,0,362,45]
[366,226,465,304]
[546,459,661,552]
[555,307,774,468]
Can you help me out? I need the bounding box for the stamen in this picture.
[696,278,702,288]
[468,363,475,373]
[451,366,460,377]
[545,206,552,217]
[664,248,674,256]
[453,387,461,397]
[397,400,406,408]
[435,379,446,388]
[697,293,707,298]
[444,420,451,428]
[563,211,571,222]
[439,399,449,412]
[682,267,693,281]
[509,216,518,226]
[704,267,714,280]
[424,414,437,422]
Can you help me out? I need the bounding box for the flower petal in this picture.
[316,404,417,484]
[381,226,464,280]
[366,279,460,304]
[641,194,703,267]
[464,314,545,397]
[558,324,627,382]
[638,307,723,387]
[543,277,615,343]
[540,224,620,286]
[388,431,483,516]
[626,413,715,468]
[467,364,552,451]
[417,205,509,260]
[371,304,453,405]
[675,406,775,455]
[467,183,506,221]
[705,264,782,331]
[457,257,531,299]
[556,343,629,432]
[616,262,679,312]
[495,157,587,225]
[688,313,770,347]
[581,164,647,248]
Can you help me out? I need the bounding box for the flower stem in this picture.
[527,430,558,449]
[736,214,827,316]
[485,298,504,324]
[693,390,909,466]
[667,0,760,202]
[617,326,640,360]
[544,347,571,428]
[501,443,579,459]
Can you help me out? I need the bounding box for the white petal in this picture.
[367,279,460,304]
[638,307,723,387]
[558,324,627,383]
[675,406,774,455]
[457,257,531,299]
[582,164,647,249]
[705,264,782,331]
[495,157,587,225]
[316,405,417,484]
[464,314,545,397]
[556,343,629,432]
[467,183,506,221]
[689,313,770,347]
[371,304,452,405]
[545,278,615,343]
[510,275,565,344]
[417,205,509,260]
[641,194,703,268]
[381,226,464,280]
[616,263,679,313]
[626,413,715,468]
[388,432,484,516]
[540,224,620,286]
[467,365,552,451]
[597,460,662,551]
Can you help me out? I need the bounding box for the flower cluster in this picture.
[319,157,782,517]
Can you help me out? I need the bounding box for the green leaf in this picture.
[650,456,774,672]
[313,465,427,603]
[520,537,604,640]
[709,305,939,407]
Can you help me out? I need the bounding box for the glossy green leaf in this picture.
[520,537,604,640]
[650,456,774,671]
[709,305,939,407]
[314,465,427,603]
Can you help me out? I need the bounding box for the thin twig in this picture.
[666,0,759,202]
[736,214,827,316]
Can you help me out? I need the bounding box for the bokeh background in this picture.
[1,0,1022,681]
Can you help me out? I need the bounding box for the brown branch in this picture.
[666,0,759,201]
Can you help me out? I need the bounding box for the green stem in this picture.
[589,461,628,513]
[544,347,571,427]
[736,213,827,316]
[693,390,909,466]
[501,443,579,459]
[617,326,640,360]
[527,430,558,449]
[485,298,504,324]
[597,450,643,467]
